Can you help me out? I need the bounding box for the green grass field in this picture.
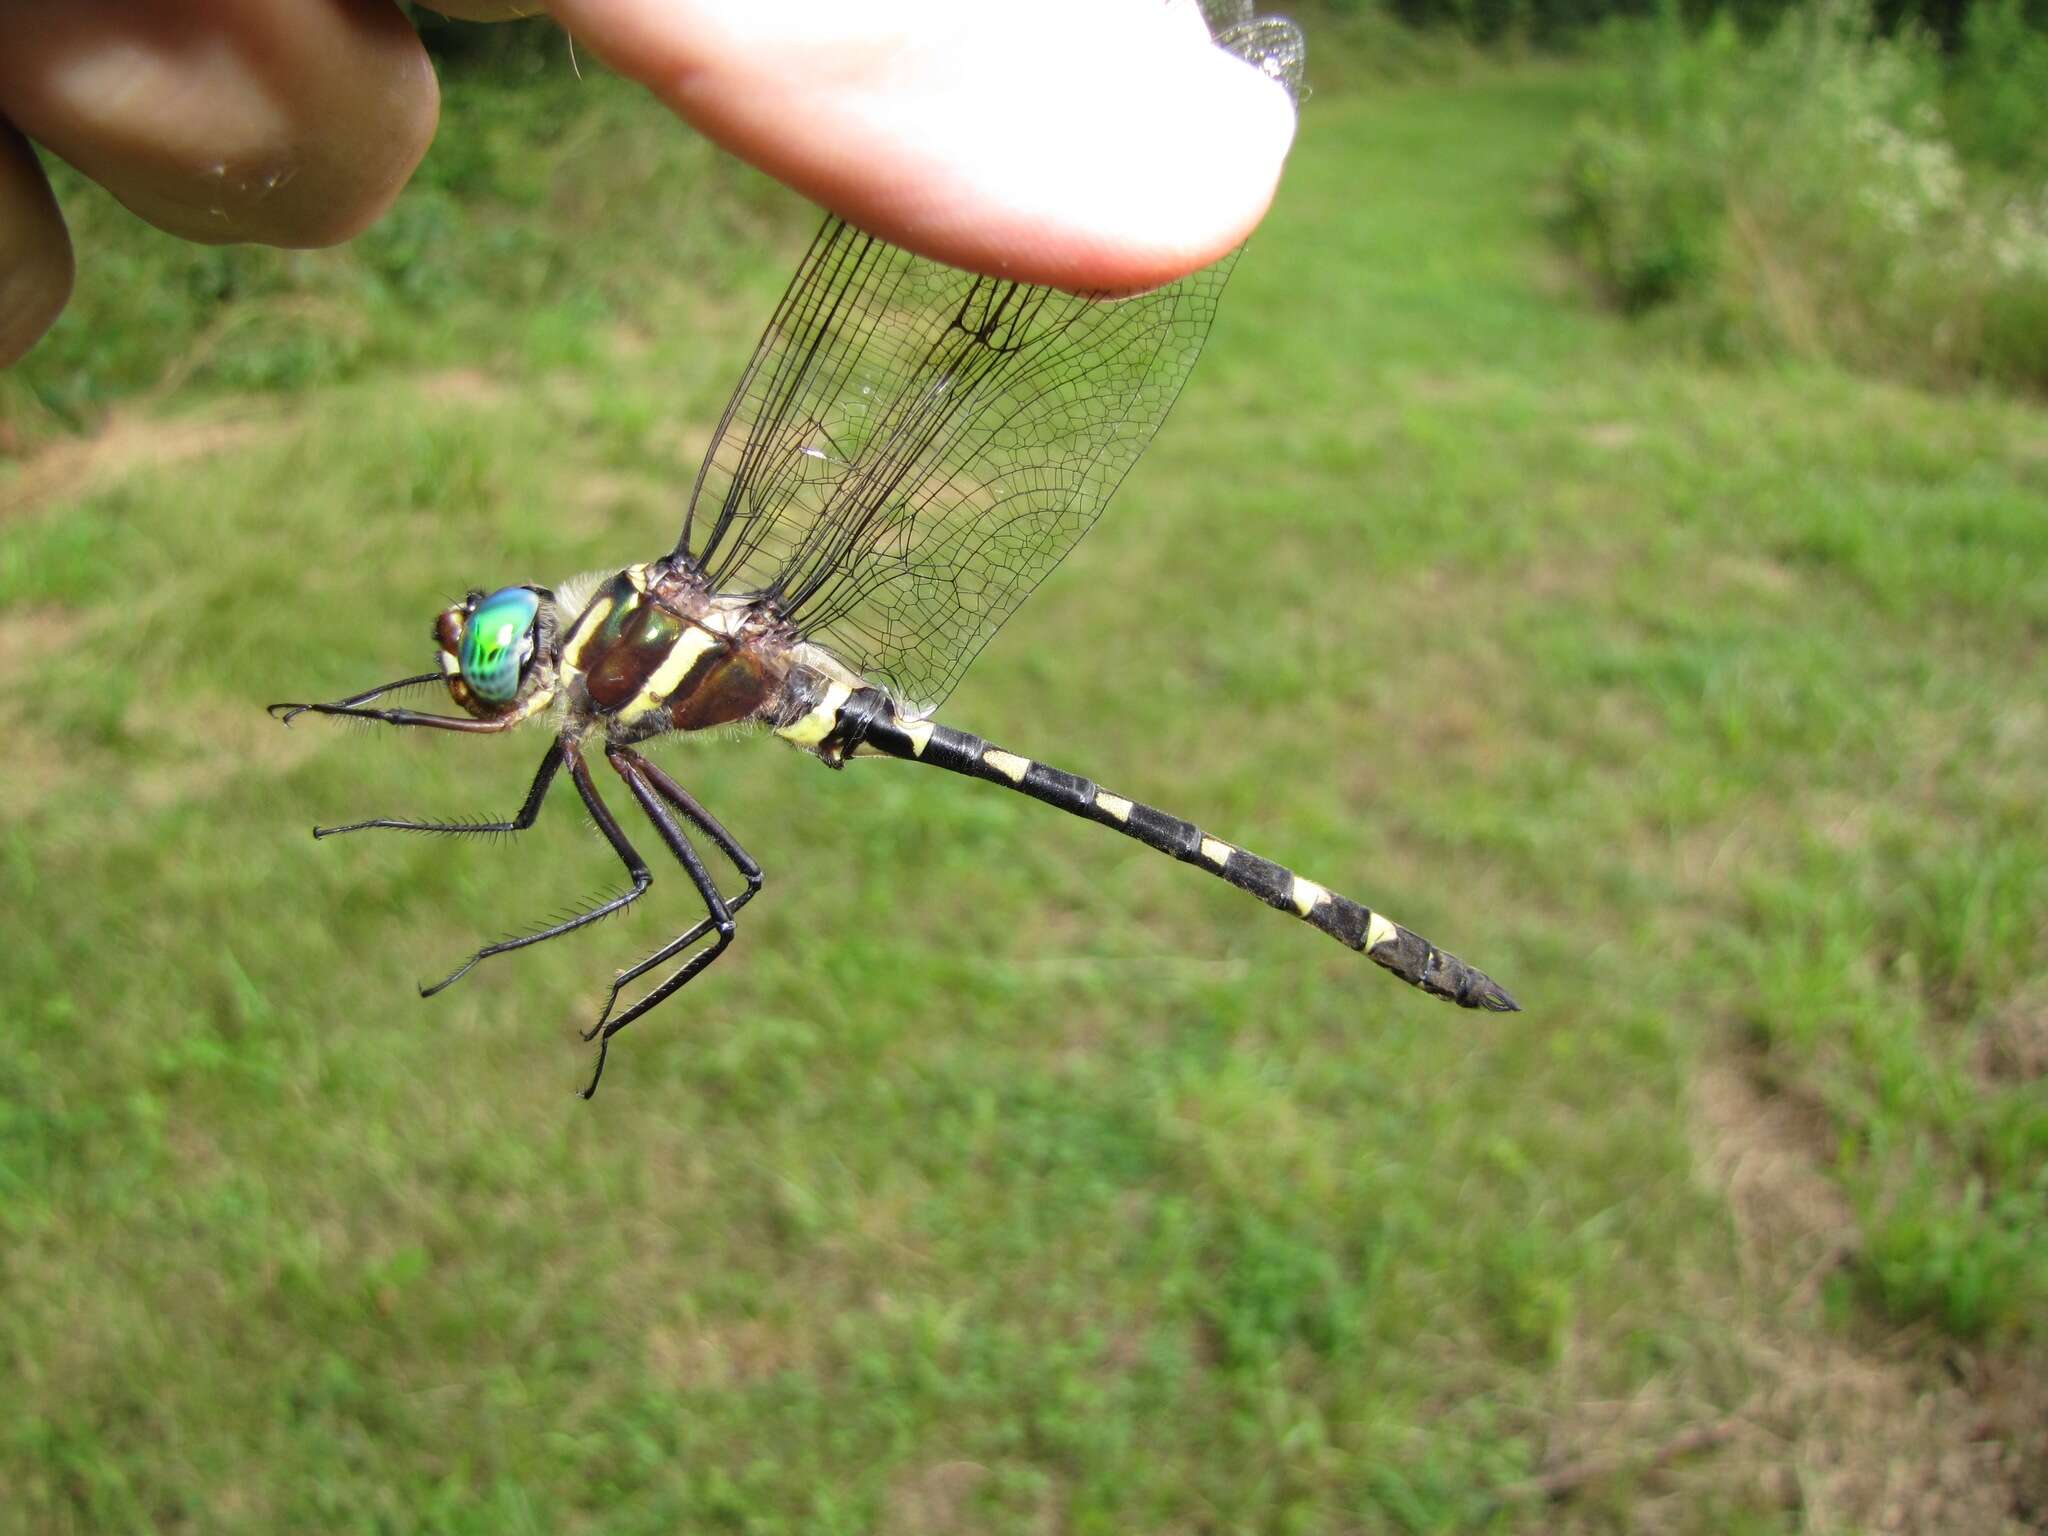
[2,51,2043,1535]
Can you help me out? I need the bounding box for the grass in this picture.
[2,44,2044,1536]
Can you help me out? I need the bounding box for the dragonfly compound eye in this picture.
[460,586,541,704]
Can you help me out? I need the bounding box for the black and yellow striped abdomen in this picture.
[809,686,1517,1012]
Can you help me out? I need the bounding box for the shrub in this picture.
[1556,0,2048,391]
[1946,0,2048,177]
[1557,11,1749,309]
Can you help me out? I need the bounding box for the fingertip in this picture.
[0,123,74,367]
[166,3,444,250]
[0,0,441,251]
[278,26,441,249]
[848,22,1301,294]
[992,28,1301,293]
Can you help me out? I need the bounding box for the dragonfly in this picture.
[270,4,1518,1098]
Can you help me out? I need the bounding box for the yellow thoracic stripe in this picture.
[776,680,851,748]
[619,625,721,726]
[560,593,615,675]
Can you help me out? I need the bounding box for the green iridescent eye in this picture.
[461,587,541,703]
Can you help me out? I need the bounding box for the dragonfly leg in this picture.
[268,672,513,735]
[419,742,649,998]
[587,750,763,1038]
[632,753,764,899]
[581,748,738,1099]
[271,703,513,734]
[311,738,565,840]
[267,672,444,725]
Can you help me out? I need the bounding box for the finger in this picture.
[546,0,1299,294]
[0,0,438,248]
[0,121,73,367]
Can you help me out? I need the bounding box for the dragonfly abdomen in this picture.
[830,688,1519,1013]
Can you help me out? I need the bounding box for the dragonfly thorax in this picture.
[553,563,794,746]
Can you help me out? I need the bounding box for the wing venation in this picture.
[672,12,1306,717]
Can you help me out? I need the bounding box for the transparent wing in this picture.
[673,12,1305,717]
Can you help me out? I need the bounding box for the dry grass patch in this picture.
[0,405,285,520]
[1692,1055,2043,1534]
[1973,984,2048,1087]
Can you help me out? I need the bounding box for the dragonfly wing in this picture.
[672,11,1305,717]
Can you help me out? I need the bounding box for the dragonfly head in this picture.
[435,584,561,722]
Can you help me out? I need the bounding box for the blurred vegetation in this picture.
[1322,0,2046,45]
[1555,0,2048,390]
[3,9,2045,1533]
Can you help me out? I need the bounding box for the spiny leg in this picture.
[589,902,751,1045]
[312,738,565,841]
[267,686,513,736]
[634,755,763,894]
[267,672,444,726]
[582,749,739,1099]
[590,750,763,1035]
[419,741,650,998]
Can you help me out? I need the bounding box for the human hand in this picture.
[0,0,1299,368]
